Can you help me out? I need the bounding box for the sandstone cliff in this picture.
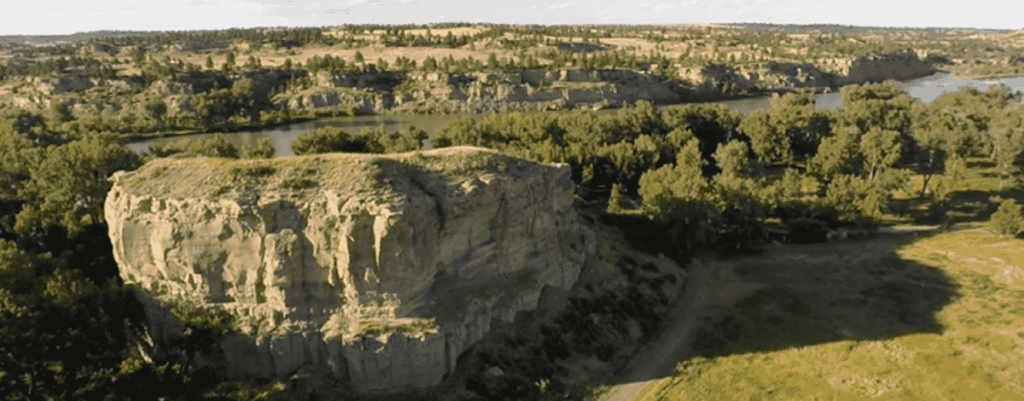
[837,50,935,85]
[105,147,595,392]
[275,68,684,114]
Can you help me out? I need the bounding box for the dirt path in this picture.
[598,259,725,401]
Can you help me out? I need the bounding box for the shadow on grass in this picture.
[689,230,958,359]
[906,187,1024,225]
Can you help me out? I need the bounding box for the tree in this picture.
[769,89,830,161]
[225,51,236,67]
[14,133,140,235]
[291,126,367,155]
[487,53,499,70]
[606,183,627,214]
[205,55,214,70]
[144,99,168,131]
[989,199,1024,237]
[825,174,886,223]
[810,126,861,180]
[739,110,789,165]
[838,81,919,136]
[242,137,275,159]
[859,127,901,180]
[712,140,750,178]
[354,51,365,63]
[638,139,708,215]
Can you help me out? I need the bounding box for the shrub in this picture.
[230,165,276,178]
[989,199,1024,237]
[148,135,239,159]
[290,126,368,155]
[785,217,830,244]
[241,137,275,159]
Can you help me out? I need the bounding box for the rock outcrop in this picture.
[105,147,595,392]
[277,68,684,114]
[838,50,935,85]
[758,61,836,89]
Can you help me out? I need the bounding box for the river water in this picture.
[125,72,1024,157]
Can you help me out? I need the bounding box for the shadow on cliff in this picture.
[603,228,959,389]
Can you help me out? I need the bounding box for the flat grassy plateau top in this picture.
[113,146,557,200]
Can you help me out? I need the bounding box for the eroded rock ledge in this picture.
[104,147,595,392]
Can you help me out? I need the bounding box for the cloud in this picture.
[653,2,674,11]
[547,3,569,10]
[639,2,651,7]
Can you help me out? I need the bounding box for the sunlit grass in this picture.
[643,230,1024,400]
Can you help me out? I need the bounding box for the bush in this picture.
[147,134,239,159]
[989,199,1024,237]
[785,217,830,244]
[290,126,368,155]
[241,137,275,159]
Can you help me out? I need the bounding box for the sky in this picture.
[4,0,1022,35]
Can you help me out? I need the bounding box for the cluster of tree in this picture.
[0,110,294,398]
[290,124,427,155]
[83,27,327,51]
[1,55,117,80]
[432,81,1024,249]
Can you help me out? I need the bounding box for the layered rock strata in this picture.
[105,147,595,392]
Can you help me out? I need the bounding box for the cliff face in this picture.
[276,68,684,114]
[838,51,935,85]
[105,147,595,392]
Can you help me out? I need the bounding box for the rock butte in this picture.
[104,146,596,392]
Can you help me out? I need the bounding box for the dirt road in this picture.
[598,259,724,401]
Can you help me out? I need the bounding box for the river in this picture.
[125,72,1024,157]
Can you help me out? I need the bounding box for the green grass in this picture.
[641,230,1024,400]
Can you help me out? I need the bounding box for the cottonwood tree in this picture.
[768,89,830,161]
[859,127,902,180]
[739,110,790,166]
[810,126,861,180]
[14,133,139,236]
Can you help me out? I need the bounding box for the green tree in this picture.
[205,55,214,70]
[291,126,367,155]
[241,137,275,159]
[739,110,789,165]
[838,81,919,136]
[638,139,708,215]
[712,140,750,178]
[810,126,861,180]
[487,53,500,70]
[769,89,830,161]
[146,135,239,159]
[14,133,140,235]
[859,127,901,180]
[354,51,365,63]
[422,56,438,71]
[989,199,1024,237]
[606,182,627,214]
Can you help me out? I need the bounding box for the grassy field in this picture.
[634,228,1024,400]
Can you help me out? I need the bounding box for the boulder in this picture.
[105,147,595,392]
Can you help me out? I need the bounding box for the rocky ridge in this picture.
[104,147,595,392]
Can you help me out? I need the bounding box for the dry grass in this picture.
[116,146,540,201]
